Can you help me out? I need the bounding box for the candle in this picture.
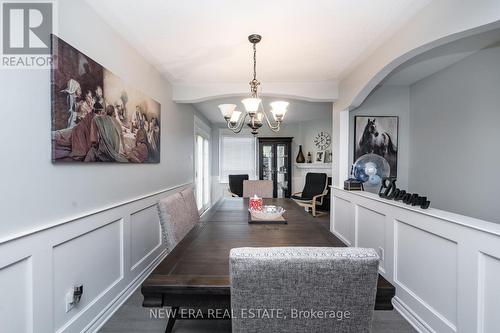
[249,194,263,211]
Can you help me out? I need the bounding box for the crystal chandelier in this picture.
[218,34,289,135]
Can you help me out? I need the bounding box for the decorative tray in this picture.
[248,206,287,224]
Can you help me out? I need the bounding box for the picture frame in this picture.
[315,151,325,163]
[51,35,161,163]
[354,116,398,177]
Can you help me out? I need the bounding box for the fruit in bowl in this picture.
[249,205,286,220]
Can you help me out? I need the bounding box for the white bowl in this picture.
[249,205,286,220]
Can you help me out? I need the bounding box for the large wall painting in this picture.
[51,35,161,163]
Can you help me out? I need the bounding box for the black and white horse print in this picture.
[356,117,398,177]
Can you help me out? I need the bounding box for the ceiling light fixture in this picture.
[218,34,289,135]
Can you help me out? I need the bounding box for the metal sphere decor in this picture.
[353,153,390,187]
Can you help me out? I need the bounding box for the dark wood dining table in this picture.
[142,198,395,332]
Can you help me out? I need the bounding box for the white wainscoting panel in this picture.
[53,220,123,331]
[130,205,162,271]
[0,257,33,333]
[478,252,500,333]
[331,196,354,246]
[331,187,500,333]
[357,205,386,272]
[0,182,191,333]
[395,221,457,332]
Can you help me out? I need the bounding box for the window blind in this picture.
[220,135,256,182]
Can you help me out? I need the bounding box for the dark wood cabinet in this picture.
[258,137,293,198]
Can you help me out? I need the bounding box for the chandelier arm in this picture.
[259,102,281,132]
[227,112,249,133]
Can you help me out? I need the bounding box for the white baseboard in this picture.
[201,196,224,221]
[0,184,191,333]
[392,292,435,333]
[329,229,351,246]
[85,249,168,333]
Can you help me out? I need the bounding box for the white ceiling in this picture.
[193,97,331,124]
[85,0,431,85]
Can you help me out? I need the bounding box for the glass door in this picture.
[261,144,274,184]
[195,134,210,213]
[276,143,289,198]
[258,138,293,198]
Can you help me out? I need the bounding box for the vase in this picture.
[307,152,312,163]
[296,145,305,163]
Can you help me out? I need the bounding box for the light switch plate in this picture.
[65,290,75,313]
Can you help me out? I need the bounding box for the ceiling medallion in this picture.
[218,34,289,135]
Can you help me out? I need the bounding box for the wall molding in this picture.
[0,182,191,246]
[392,297,433,333]
[84,248,169,333]
[331,187,500,333]
[333,187,500,237]
[0,182,192,333]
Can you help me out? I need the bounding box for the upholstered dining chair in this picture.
[228,174,249,197]
[292,172,328,217]
[230,247,379,333]
[242,180,273,198]
[157,187,200,251]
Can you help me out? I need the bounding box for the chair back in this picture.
[302,173,328,199]
[242,180,273,198]
[229,174,249,197]
[180,187,200,225]
[157,187,200,251]
[230,247,379,333]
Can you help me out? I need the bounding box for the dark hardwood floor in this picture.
[99,203,416,333]
[99,288,417,333]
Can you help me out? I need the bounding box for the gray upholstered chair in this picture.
[242,180,273,198]
[230,247,379,333]
[157,187,200,251]
[180,187,200,224]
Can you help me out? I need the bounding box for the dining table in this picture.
[141,198,395,332]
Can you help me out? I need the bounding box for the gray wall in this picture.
[349,86,410,189]
[210,116,332,203]
[409,45,500,223]
[0,0,198,237]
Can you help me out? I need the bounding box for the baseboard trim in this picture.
[84,248,169,333]
[329,229,351,246]
[392,296,433,333]
[0,182,192,245]
[200,197,224,222]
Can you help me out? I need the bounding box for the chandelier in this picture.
[218,34,289,135]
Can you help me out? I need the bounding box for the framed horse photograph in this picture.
[354,116,398,177]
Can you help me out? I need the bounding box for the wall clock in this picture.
[314,131,331,150]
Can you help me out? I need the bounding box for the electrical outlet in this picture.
[378,247,384,261]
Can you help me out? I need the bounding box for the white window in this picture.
[219,133,256,183]
[194,116,211,213]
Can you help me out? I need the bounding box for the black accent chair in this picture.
[228,174,249,197]
[292,173,328,217]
